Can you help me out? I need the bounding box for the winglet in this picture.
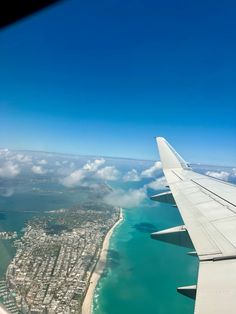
[156,137,189,170]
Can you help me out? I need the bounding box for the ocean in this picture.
[93,199,198,314]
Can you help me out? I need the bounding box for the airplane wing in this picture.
[153,137,236,314]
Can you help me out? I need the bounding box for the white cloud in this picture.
[141,161,162,178]
[123,169,140,182]
[31,165,47,175]
[15,154,32,163]
[0,151,32,164]
[55,161,61,167]
[205,171,230,181]
[104,188,146,208]
[60,169,85,187]
[96,166,119,181]
[0,148,9,153]
[0,148,10,157]
[38,159,47,165]
[146,176,167,190]
[83,158,105,172]
[232,168,236,177]
[0,162,20,177]
[60,158,106,187]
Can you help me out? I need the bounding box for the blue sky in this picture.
[0,0,235,165]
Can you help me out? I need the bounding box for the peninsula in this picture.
[4,203,121,313]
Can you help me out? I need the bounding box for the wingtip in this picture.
[155,136,166,143]
[155,137,187,169]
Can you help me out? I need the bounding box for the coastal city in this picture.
[1,204,120,314]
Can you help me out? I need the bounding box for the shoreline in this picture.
[82,208,124,314]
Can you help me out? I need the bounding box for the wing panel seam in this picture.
[191,179,236,208]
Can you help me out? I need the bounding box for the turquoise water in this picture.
[93,200,198,314]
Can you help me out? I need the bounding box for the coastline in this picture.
[82,208,124,314]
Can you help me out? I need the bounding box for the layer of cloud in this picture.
[141,161,162,178]
[96,166,119,181]
[0,162,20,178]
[38,159,47,165]
[0,150,32,164]
[70,162,75,168]
[60,169,85,187]
[232,168,236,176]
[123,169,140,182]
[104,188,146,208]
[83,159,105,172]
[0,148,10,158]
[146,176,167,190]
[31,165,47,175]
[60,158,107,187]
[205,171,230,181]
[14,154,32,163]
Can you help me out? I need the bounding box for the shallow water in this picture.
[93,200,198,314]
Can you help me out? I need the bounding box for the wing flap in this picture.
[163,168,234,258]
[195,259,236,314]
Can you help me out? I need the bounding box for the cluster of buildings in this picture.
[0,232,17,240]
[0,280,19,313]
[5,207,119,313]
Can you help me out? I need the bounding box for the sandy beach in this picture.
[82,208,124,314]
[0,304,10,314]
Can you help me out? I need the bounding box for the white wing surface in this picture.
[155,137,236,314]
